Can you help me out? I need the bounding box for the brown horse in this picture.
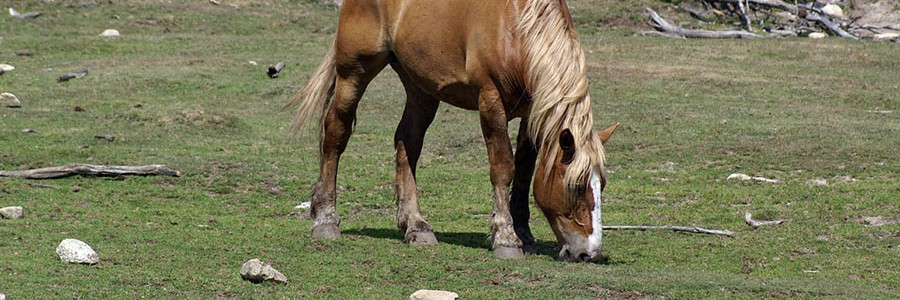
[285,0,618,262]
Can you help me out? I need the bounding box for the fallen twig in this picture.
[0,164,181,179]
[267,62,285,78]
[646,7,761,39]
[603,225,734,237]
[744,212,784,227]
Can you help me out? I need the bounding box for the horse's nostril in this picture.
[578,253,591,262]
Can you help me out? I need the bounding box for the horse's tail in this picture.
[282,43,337,139]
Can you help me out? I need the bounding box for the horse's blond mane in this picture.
[517,0,605,192]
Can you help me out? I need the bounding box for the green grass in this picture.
[1,1,898,299]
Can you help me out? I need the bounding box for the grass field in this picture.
[1,1,898,299]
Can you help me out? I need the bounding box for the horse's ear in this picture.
[560,129,575,165]
[598,122,620,144]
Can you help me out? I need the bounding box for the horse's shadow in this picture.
[343,227,568,260]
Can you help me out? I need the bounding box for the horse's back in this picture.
[337,0,521,108]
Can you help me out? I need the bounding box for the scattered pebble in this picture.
[209,0,221,5]
[15,49,33,56]
[94,134,116,142]
[0,206,24,219]
[58,69,89,82]
[248,61,258,66]
[100,29,120,37]
[9,8,42,19]
[808,32,827,39]
[240,259,287,284]
[0,64,14,72]
[727,173,778,183]
[2,93,21,108]
[294,202,311,210]
[861,216,899,227]
[22,128,35,133]
[409,289,459,300]
[56,239,99,264]
[807,178,828,186]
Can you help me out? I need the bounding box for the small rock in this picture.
[94,134,116,142]
[821,4,844,18]
[862,216,899,227]
[807,178,828,186]
[22,128,35,133]
[15,49,34,56]
[873,33,900,42]
[727,173,778,183]
[0,291,5,300]
[9,8,42,19]
[240,259,287,284]
[865,110,892,114]
[294,202,311,210]
[248,61,258,66]
[0,64,14,72]
[0,206,24,219]
[100,29,120,37]
[2,93,21,108]
[409,289,459,300]
[808,32,827,39]
[56,239,99,264]
[58,69,89,82]
[74,106,86,112]
[209,0,221,5]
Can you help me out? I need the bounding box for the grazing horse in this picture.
[285,0,618,262]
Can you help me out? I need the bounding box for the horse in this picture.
[284,0,618,262]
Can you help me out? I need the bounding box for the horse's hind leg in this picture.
[511,119,538,254]
[393,87,440,244]
[310,52,388,238]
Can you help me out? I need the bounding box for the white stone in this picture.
[0,64,14,72]
[248,61,258,66]
[0,291,5,300]
[808,32,827,39]
[727,173,778,183]
[0,206,23,219]
[2,93,21,108]
[873,33,900,42]
[409,289,459,300]
[821,4,844,18]
[100,29,120,37]
[240,259,287,283]
[294,201,311,210]
[56,239,99,264]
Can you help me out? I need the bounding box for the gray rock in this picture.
[240,259,287,284]
[2,93,21,108]
[56,239,99,264]
[0,206,23,219]
[409,289,459,300]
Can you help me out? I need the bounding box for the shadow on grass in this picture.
[344,227,609,264]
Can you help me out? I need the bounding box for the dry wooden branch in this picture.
[0,164,181,179]
[267,62,285,78]
[646,7,761,39]
[804,12,858,39]
[744,212,784,227]
[603,225,734,237]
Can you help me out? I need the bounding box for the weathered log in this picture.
[603,225,734,237]
[646,7,761,39]
[267,62,285,78]
[0,164,181,179]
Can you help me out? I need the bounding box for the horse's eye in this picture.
[573,185,586,195]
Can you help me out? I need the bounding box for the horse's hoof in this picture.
[494,246,525,259]
[311,224,341,239]
[522,244,538,255]
[405,231,439,245]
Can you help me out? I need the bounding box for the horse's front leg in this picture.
[478,87,524,259]
[511,119,538,254]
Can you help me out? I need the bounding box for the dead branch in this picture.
[744,212,784,227]
[603,225,734,237]
[646,7,761,39]
[0,164,181,179]
[804,12,858,39]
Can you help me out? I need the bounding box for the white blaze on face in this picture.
[587,170,603,253]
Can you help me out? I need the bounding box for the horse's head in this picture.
[533,123,618,262]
